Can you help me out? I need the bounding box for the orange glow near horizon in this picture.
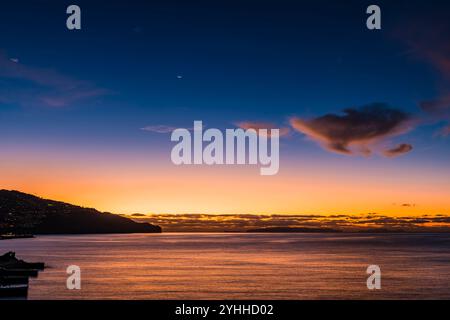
[2,148,450,216]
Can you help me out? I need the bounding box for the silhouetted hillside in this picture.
[0,190,161,234]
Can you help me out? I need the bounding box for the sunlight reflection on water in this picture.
[1,233,450,299]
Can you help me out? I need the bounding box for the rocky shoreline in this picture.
[0,251,45,298]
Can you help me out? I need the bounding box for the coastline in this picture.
[0,235,35,241]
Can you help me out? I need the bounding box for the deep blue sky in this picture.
[0,1,444,132]
[1,1,450,214]
[1,0,449,156]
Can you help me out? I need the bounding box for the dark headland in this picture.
[0,190,161,236]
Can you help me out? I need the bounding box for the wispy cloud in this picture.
[396,20,450,134]
[140,125,178,133]
[290,103,414,156]
[141,124,202,134]
[0,51,109,108]
[420,95,450,114]
[438,125,450,137]
[235,121,290,137]
[383,143,413,157]
[401,203,416,207]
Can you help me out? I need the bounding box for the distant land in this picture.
[0,190,161,235]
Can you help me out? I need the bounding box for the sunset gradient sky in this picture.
[1,0,450,216]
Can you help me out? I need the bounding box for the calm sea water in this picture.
[1,233,450,299]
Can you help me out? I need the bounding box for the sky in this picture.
[1,0,450,216]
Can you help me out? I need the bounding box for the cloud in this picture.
[439,125,450,137]
[140,125,178,133]
[396,17,450,82]
[235,121,290,137]
[419,95,450,138]
[127,213,450,232]
[396,21,450,133]
[38,88,110,107]
[141,124,203,134]
[401,203,416,207]
[0,51,109,107]
[383,143,413,157]
[420,95,450,114]
[289,103,413,156]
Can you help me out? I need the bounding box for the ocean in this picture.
[1,233,450,299]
